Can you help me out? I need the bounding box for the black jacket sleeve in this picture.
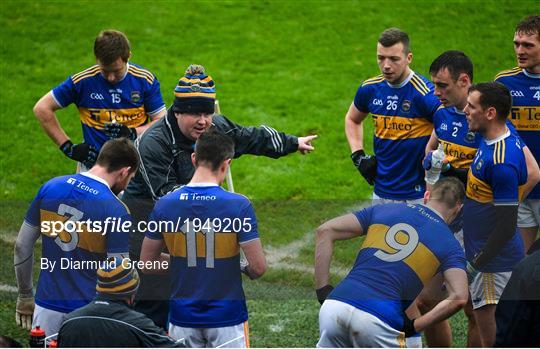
[213,115,299,158]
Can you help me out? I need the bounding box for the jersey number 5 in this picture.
[374,223,419,262]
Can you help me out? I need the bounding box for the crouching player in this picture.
[141,130,265,348]
[315,177,468,347]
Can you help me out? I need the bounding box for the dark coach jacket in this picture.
[57,295,183,347]
[123,108,299,258]
[124,108,299,202]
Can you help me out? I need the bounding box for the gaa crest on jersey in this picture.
[131,91,141,103]
[465,131,475,143]
[476,159,484,171]
[191,84,201,92]
[401,100,411,112]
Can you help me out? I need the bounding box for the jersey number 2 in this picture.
[374,223,419,262]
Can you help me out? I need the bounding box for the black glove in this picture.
[103,122,137,141]
[402,316,417,337]
[351,150,377,185]
[316,285,334,305]
[60,140,98,169]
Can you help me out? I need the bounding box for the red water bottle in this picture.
[29,326,46,347]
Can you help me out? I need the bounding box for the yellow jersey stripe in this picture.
[412,75,430,94]
[128,70,153,84]
[493,142,498,164]
[362,77,385,87]
[40,209,107,253]
[72,70,101,84]
[129,65,153,77]
[72,65,100,80]
[129,66,154,82]
[500,140,505,163]
[409,78,427,96]
[361,224,441,285]
[495,67,521,79]
[363,75,384,83]
[163,232,239,259]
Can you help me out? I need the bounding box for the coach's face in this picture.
[431,68,469,109]
[514,31,540,72]
[464,91,487,133]
[176,112,214,141]
[377,42,412,85]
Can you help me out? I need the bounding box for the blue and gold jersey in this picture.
[463,130,526,272]
[434,106,480,169]
[329,203,465,331]
[24,173,130,313]
[495,68,540,199]
[354,71,440,200]
[434,107,520,169]
[146,184,259,328]
[52,63,165,151]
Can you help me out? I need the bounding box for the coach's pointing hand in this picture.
[298,135,318,154]
[15,294,34,330]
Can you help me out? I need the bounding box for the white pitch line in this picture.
[263,202,368,277]
[0,283,18,293]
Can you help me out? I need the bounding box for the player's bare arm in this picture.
[140,237,170,274]
[413,268,468,332]
[33,91,69,146]
[240,238,266,279]
[425,130,440,155]
[315,214,363,289]
[344,102,369,152]
[523,146,540,199]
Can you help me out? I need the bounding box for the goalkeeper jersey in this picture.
[495,68,540,199]
[52,63,165,151]
[463,130,526,272]
[24,172,131,313]
[146,184,259,328]
[354,71,440,200]
[329,203,465,331]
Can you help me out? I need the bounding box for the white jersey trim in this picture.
[386,70,414,89]
[522,69,540,79]
[80,172,110,188]
[485,129,511,146]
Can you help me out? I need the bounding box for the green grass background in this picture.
[0,0,537,346]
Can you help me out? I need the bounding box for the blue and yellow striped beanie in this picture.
[96,257,139,297]
[173,64,216,114]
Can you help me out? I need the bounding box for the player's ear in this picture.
[423,190,430,204]
[191,153,196,166]
[486,106,497,121]
[457,73,469,87]
[406,52,413,64]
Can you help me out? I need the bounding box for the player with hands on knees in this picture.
[315,177,468,347]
